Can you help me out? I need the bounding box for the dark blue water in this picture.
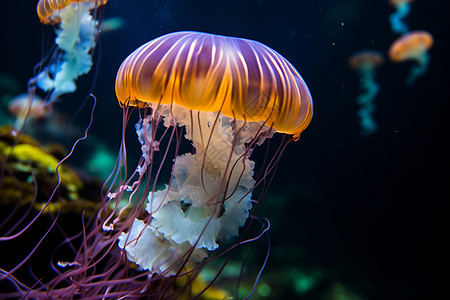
[1,1,448,299]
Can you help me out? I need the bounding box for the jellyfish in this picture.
[388,30,434,85]
[0,31,313,298]
[8,93,52,131]
[100,16,125,33]
[34,0,107,103]
[388,0,414,34]
[349,50,384,135]
[96,30,313,297]
[111,31,313,278]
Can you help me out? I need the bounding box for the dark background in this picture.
[1,0,449,299]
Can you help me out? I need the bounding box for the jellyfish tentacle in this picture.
[406,51,430,85]
[118,103,273,275]
[357,67,380,135]
[389,2,412,34]
[349,50,384,135]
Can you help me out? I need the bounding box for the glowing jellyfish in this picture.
[349,50,384,135]
[388,0,414,34]
[34,0,107,103]
[388,30,434,85]
[0,31,312,299]
[111,31,313,280]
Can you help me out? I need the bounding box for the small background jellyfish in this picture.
[34,0,107,103]
[100,16,125,33]
[388,0,414,34]
[349,50,384,135]
[388,30,434,85]
[7,93,52,131]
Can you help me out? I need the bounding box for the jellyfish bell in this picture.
[348,50,384,135]
[34,0,107,103]
[388,30,434,64]
[111,31,313,283]
[389,0,414,4]
[8,93,52,120]
[349,50,384,72]
[115,31,313,140]
[388,0,415,9]
[37,0,108,25]
[389,30,434,85]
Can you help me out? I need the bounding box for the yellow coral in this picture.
[176,272,233,300]
[0,142,82,196]
[0,126,85,212]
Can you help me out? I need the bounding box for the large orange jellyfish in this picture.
[34,0,107,103]
[388,0,414,34]
[0,31,312,298]
[108,31,313,283]
[349,50,384,135]
[388,30,433,85]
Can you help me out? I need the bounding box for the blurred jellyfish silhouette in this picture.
[388,0,414,34]
[389,30,434,85]
[8,93,53,131]
[34,0,107,103]
[100,17,125,33]
[349,50,384,136]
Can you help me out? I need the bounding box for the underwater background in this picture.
[1,0,449,299]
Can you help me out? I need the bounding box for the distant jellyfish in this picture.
[34,0,107,103]
[349,50,384,135]
[100,17,125,33]
[388,0,414,34]
[388,30,434,85]
[8,93,52,130]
